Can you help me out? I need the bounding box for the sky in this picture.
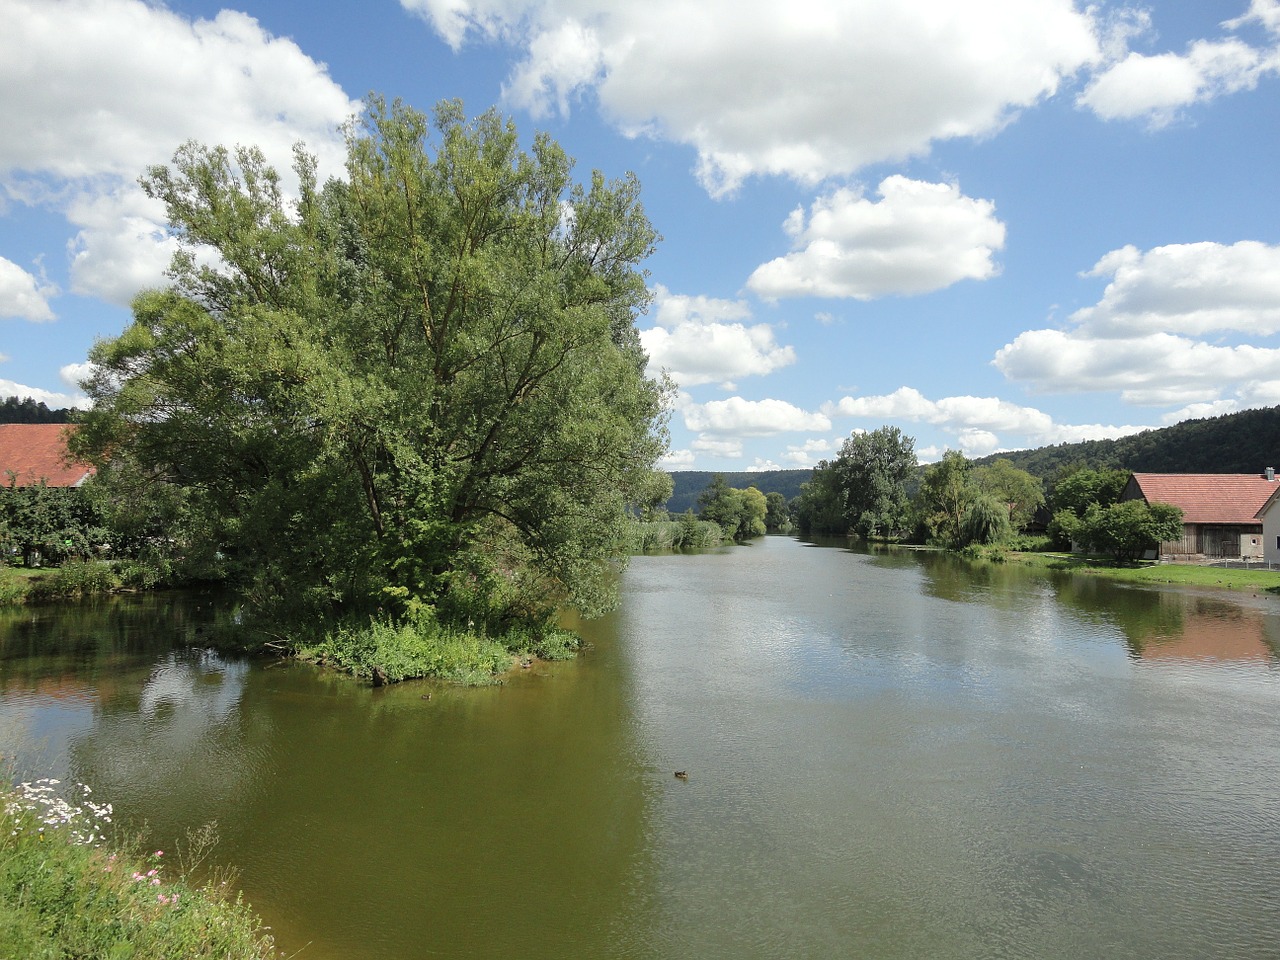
[2,1,1280,471]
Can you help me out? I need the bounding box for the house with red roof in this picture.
[0,423,95,488]
[1122,471,1278,560]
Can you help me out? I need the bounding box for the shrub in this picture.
[24,560,120,601]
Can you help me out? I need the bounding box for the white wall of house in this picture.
[1262,502,1280,564]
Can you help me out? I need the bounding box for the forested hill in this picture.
[666,469,813,514]
[972,405,1280,478]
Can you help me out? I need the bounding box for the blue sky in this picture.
[3,1,1280,470]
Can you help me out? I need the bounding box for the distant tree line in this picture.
[787,426,1182,560]
[0,397,75,424]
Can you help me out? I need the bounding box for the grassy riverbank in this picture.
[0,779,276,960]
[1010,551,1280,594]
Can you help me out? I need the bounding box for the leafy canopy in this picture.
[74,97,669,631]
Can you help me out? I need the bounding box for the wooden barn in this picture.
[1122,472,1278,560]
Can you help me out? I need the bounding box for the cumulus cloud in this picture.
[1079,5,1280,125]
[402,0,1101,194]
[683,396,831,436]
[0,377,85,408]
[825,385,1152,453]
[747,177,1005,300]
[639,285,795,388]
[1068,241,1280,337]
[781,437,835,467]
[995,240,1280,414]
[0,256,57,321]
[0,0,357,305]
[658,448,696,469]
[994,329,1280,405]
[691,436,743,460]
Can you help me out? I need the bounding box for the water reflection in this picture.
[3,541,1280,959]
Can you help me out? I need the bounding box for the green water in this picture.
[3,537,1280,958]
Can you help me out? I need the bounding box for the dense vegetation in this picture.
[789,427,1184,561]
[0,397,75,423]
[68,96,668,672]
[972,405,1280,477]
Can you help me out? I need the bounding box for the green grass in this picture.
[295,614,582,686]
[1010,551,1280,593]
[1,779,277,960]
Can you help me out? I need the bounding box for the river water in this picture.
[3,536,1279,959]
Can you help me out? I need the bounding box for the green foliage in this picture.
[73,96,668,637]
[24,560,121,602]
[296,607,578,685]
[1046,467,1131,548]
[970,458,1043,531]
[916,450,974,547]
[0,479,106,569]
[959,494,1013,546]
[1073,500,1185,561]
[792,464,847,536]
[1,780,276,960]
[764,491,791,532]
[696,476,767,542]
[665,469,811,515]
[626,516,724,552]
[832,426,917,539]
[792,427,916,538]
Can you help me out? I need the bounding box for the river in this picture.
[3,536,1279,958]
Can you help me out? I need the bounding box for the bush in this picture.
[299,613,522,686]
[24,560,120,601]
[627,517,725,552]
[1,779,276,960]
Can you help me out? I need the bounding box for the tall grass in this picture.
[1,778,276,960]
[627,518,724,552]
[296,613,581,686]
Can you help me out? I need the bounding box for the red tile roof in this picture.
[1128,473,1277,524]
[0,424,94,487]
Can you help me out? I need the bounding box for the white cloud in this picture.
[0,1,355,181]
[1160,400,1240,424]
[1225,0,1280,35]
[0,378,85,408]
[658,448,696,469]
[639,285,795,388]
[683,396,831,436]
[64,187,176,307]
[691,436,743,459]
[0,0,357,305]
[747,459,783,472]
[59,362,95,393]
[780,437,835,467]
[1068,241,1280,337]
[747,177,1004,300]
[825,385,1152,451]
[995,239,1280,416]
[1079,4,1280,126]
[1079,40,1275,125]
[0,256,57,321]
[403,0,1101,194]
[994,328,1280,405]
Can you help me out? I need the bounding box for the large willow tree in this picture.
[75,98,668,630]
